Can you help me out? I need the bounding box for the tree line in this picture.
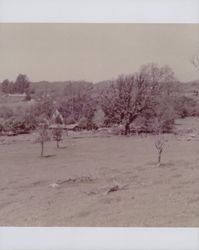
[0,63,198,136]
[1,74,30,95]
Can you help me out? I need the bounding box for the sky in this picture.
[0,24,199,82]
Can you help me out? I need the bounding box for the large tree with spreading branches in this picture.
[101,64,176,135]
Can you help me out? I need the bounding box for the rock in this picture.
[50,183,60,188]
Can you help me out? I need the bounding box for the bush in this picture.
[78,117,88,129]
[2,114,37,133]
[111,124,124,135]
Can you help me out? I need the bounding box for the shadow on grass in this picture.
[159,162,175,168]
[146,161,174,168]
[41,154,56,158]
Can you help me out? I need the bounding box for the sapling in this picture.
[155,134,167,166]
[52,125,63,148]
[35,123,50,157]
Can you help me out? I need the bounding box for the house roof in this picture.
[49,123,79,130]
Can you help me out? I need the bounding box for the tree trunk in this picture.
[41,142,44,157]
[57,140,59,148]
[158,151,162,166]
[124,123,130,135]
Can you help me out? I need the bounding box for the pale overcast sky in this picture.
[0,24,198,82]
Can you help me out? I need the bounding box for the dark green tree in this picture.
[15,74,30,93]
[1,79,10,93]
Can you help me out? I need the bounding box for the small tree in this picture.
[15,74,30,93]
[35,123,50,157]
[153,118,167,166]
[155,134,167,166]
[52,125,63,148]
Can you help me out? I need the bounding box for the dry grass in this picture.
[0,118,199,226]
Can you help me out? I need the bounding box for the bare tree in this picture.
[153,118,167,166]
[101,64,176,135]
[35,124,50,157]
[155,134,167,166]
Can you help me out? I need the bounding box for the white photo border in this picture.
[0,0,199,249]
[0,0,199,23]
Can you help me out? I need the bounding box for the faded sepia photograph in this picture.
[0,23,199,226]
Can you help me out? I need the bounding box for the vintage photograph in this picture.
[0,23,199,226]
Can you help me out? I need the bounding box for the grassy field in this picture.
[0,118,199,226]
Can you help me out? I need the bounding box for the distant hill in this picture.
[1,78,199,99]
[30,80,93,93]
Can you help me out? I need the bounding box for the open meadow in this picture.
[0,117,199,227]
